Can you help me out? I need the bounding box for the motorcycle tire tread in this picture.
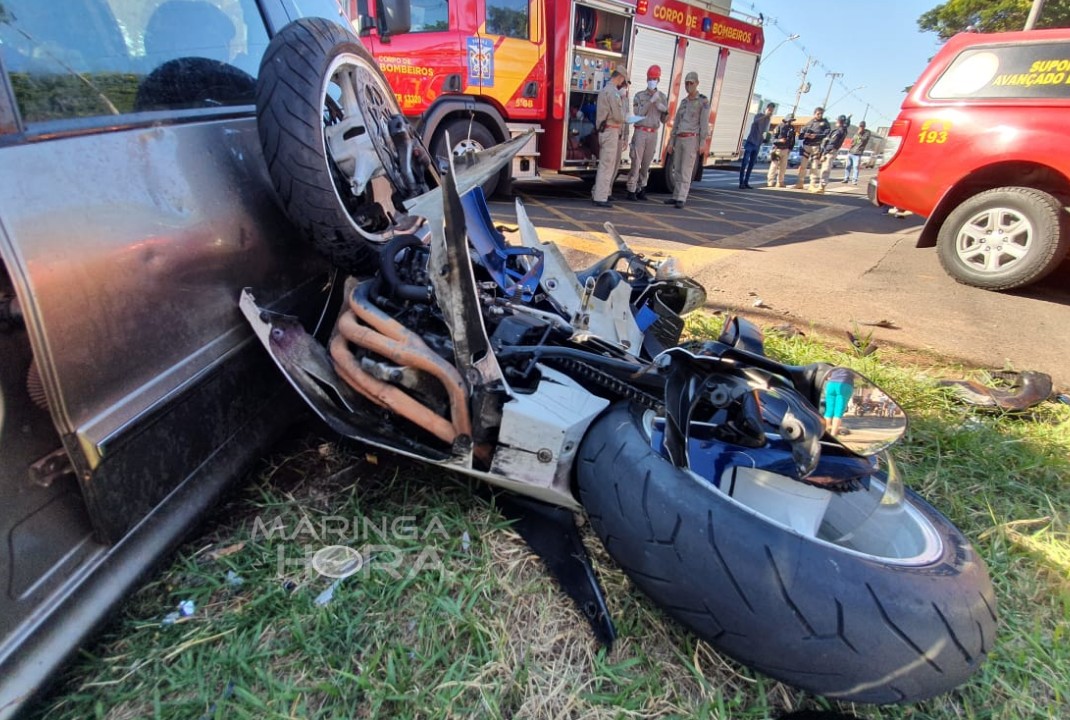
[256,18,377,274]
[576,402,997,704]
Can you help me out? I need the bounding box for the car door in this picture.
[0,0,332,710]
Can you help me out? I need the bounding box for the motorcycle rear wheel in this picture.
[576,402,997,704]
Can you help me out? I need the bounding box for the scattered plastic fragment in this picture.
[461,531,471,552]
[752,298,769,308]
[162,599,196,625]
[315,578,344,607]
[225,570,244,588]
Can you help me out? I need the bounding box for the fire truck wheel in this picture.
[256,18,416,274]
[656,153,703,195]
[431,118,506,198]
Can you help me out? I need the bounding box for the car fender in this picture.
[914,159,1070,248]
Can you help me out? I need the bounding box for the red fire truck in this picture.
[343,0,764,194]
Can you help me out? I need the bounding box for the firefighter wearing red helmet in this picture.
[625,64,669,201]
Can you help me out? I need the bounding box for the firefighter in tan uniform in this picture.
[626,64,669,201]
[592,67,629,207]
[664,71,709,209]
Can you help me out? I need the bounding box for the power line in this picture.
[745,0,895,122]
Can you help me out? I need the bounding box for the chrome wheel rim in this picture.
[450,135,486,155]
[955,206,1034,274]
[321,52,405,201]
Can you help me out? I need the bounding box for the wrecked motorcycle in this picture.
[242,19,996,704]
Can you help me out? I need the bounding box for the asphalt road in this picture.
[488,166,1070,388]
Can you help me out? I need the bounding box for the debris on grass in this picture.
[161,599,196,626]
[209,542,245,560]
[225,570,244,588]
[315,578,345,607]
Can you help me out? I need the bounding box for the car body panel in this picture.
[874,29,1070,249]
[0,0,348,714]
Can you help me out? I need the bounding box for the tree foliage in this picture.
[918,0,1070,40]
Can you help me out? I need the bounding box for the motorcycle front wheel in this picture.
[576,403,997,704]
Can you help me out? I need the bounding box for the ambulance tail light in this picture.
[880,119,910,167]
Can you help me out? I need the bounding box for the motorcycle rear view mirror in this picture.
[819,368,907,456]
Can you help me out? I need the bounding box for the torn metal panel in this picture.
[428,161,505,394]
[402,130,533,221]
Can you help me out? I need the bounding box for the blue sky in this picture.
[741,0,947,130]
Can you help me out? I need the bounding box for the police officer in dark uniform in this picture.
[793,106,831,190]
[812,114,849,193]
[766,114,796,188]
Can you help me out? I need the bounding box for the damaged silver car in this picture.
[0,1,408,715]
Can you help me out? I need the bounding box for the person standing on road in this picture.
[739,102,775,189]
[793,106,830,190]
[811,114,848,193]
[823,366,855,437]
[592,67,629,208]
[843,120,872,184]
[626,65,669,201]
[664,71,709,209]
[766,114,796,188]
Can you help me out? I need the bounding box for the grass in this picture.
[29,313,1070,720]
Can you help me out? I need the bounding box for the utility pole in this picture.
[1025,0,1045,29]
[822,71,843,109]
[791,57,815,116]
[862,103,871,124]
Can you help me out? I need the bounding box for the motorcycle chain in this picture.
[546,357,663,411]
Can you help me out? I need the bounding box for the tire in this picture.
[256,18,405,273]
[658,152,702,196]
[431,118,504,198]
[577,403,997,704]
[936,186,1070,290]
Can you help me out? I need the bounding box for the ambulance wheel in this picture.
[937,187,1070,291]
[431,118,507,198]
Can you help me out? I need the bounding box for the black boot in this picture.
[663,198,677,205]
[626,191,638,201]
[636,188,648,201]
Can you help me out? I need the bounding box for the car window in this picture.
[929,41,1070,100]
[0,0,270,126]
